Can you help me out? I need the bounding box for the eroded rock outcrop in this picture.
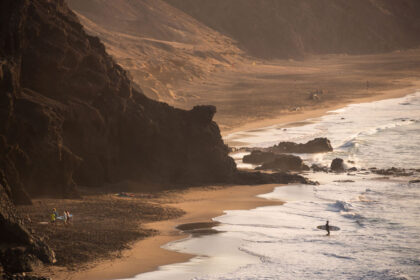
[243,151,277,165]
[256,154,310,172]
[269,138,333,154]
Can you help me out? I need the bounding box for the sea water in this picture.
[124,92,420,280]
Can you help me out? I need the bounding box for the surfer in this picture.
[326,220,330,236]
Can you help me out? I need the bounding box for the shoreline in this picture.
[221,80,420,136]
[53,184,283,280]
[37,85,419,280]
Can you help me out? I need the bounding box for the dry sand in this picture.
[170,49,420,135]
[47,184,282,280]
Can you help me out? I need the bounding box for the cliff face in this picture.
[0,0,236,202]
[0,0,237,272]
[165,0,420,59]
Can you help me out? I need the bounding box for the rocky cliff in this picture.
[0,0,237,274]
[0,0,314,274]
[165,0,420,59]
[0,0,239,202]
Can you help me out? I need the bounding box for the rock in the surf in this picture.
[270,137,333,153]
[330,158,345,172]
[372,167,413,177]
[243,151,276,164]
[256,154,310,172]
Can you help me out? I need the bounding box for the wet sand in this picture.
[50,184,283,280]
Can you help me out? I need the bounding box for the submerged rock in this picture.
[330,158,345,172]
[372,167,413,177]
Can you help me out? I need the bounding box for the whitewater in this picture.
[123,92,420,280]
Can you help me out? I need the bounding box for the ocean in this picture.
[124,92,420,280]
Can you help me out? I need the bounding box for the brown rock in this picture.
[330,158,345,172]
[270,138,333,154]
[256,154,310,172]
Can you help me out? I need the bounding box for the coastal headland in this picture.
[2,1,420,279]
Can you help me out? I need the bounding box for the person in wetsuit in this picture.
[326,220,330,236]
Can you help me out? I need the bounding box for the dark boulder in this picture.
[242,151,276,164]
[330,158,345,172]
[270,138,333,153]
[256,154,309,172]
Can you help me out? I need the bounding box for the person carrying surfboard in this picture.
[326,220,330,236]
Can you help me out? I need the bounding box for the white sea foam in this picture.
[124,92,420,280]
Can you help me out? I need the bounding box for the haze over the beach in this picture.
[1,1,419,279]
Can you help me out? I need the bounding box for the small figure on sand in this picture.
[325,220,330,236]
[65,210,72,224]
[50,212,56,223]
[51,208,58,223]
[63,211,68,224]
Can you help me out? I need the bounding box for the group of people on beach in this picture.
[50,208,72,224]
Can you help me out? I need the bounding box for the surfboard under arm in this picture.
[317,225,340,231]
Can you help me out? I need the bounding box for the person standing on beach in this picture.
[50,212,56,223]
[326,220,330,236]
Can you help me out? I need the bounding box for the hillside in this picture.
[165,0,420,59]
[67,0,246,103]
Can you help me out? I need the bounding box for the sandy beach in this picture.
[221,79,420,137]
[30,185,282,280]
[22,77,419,280]
[24,78,420,279]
